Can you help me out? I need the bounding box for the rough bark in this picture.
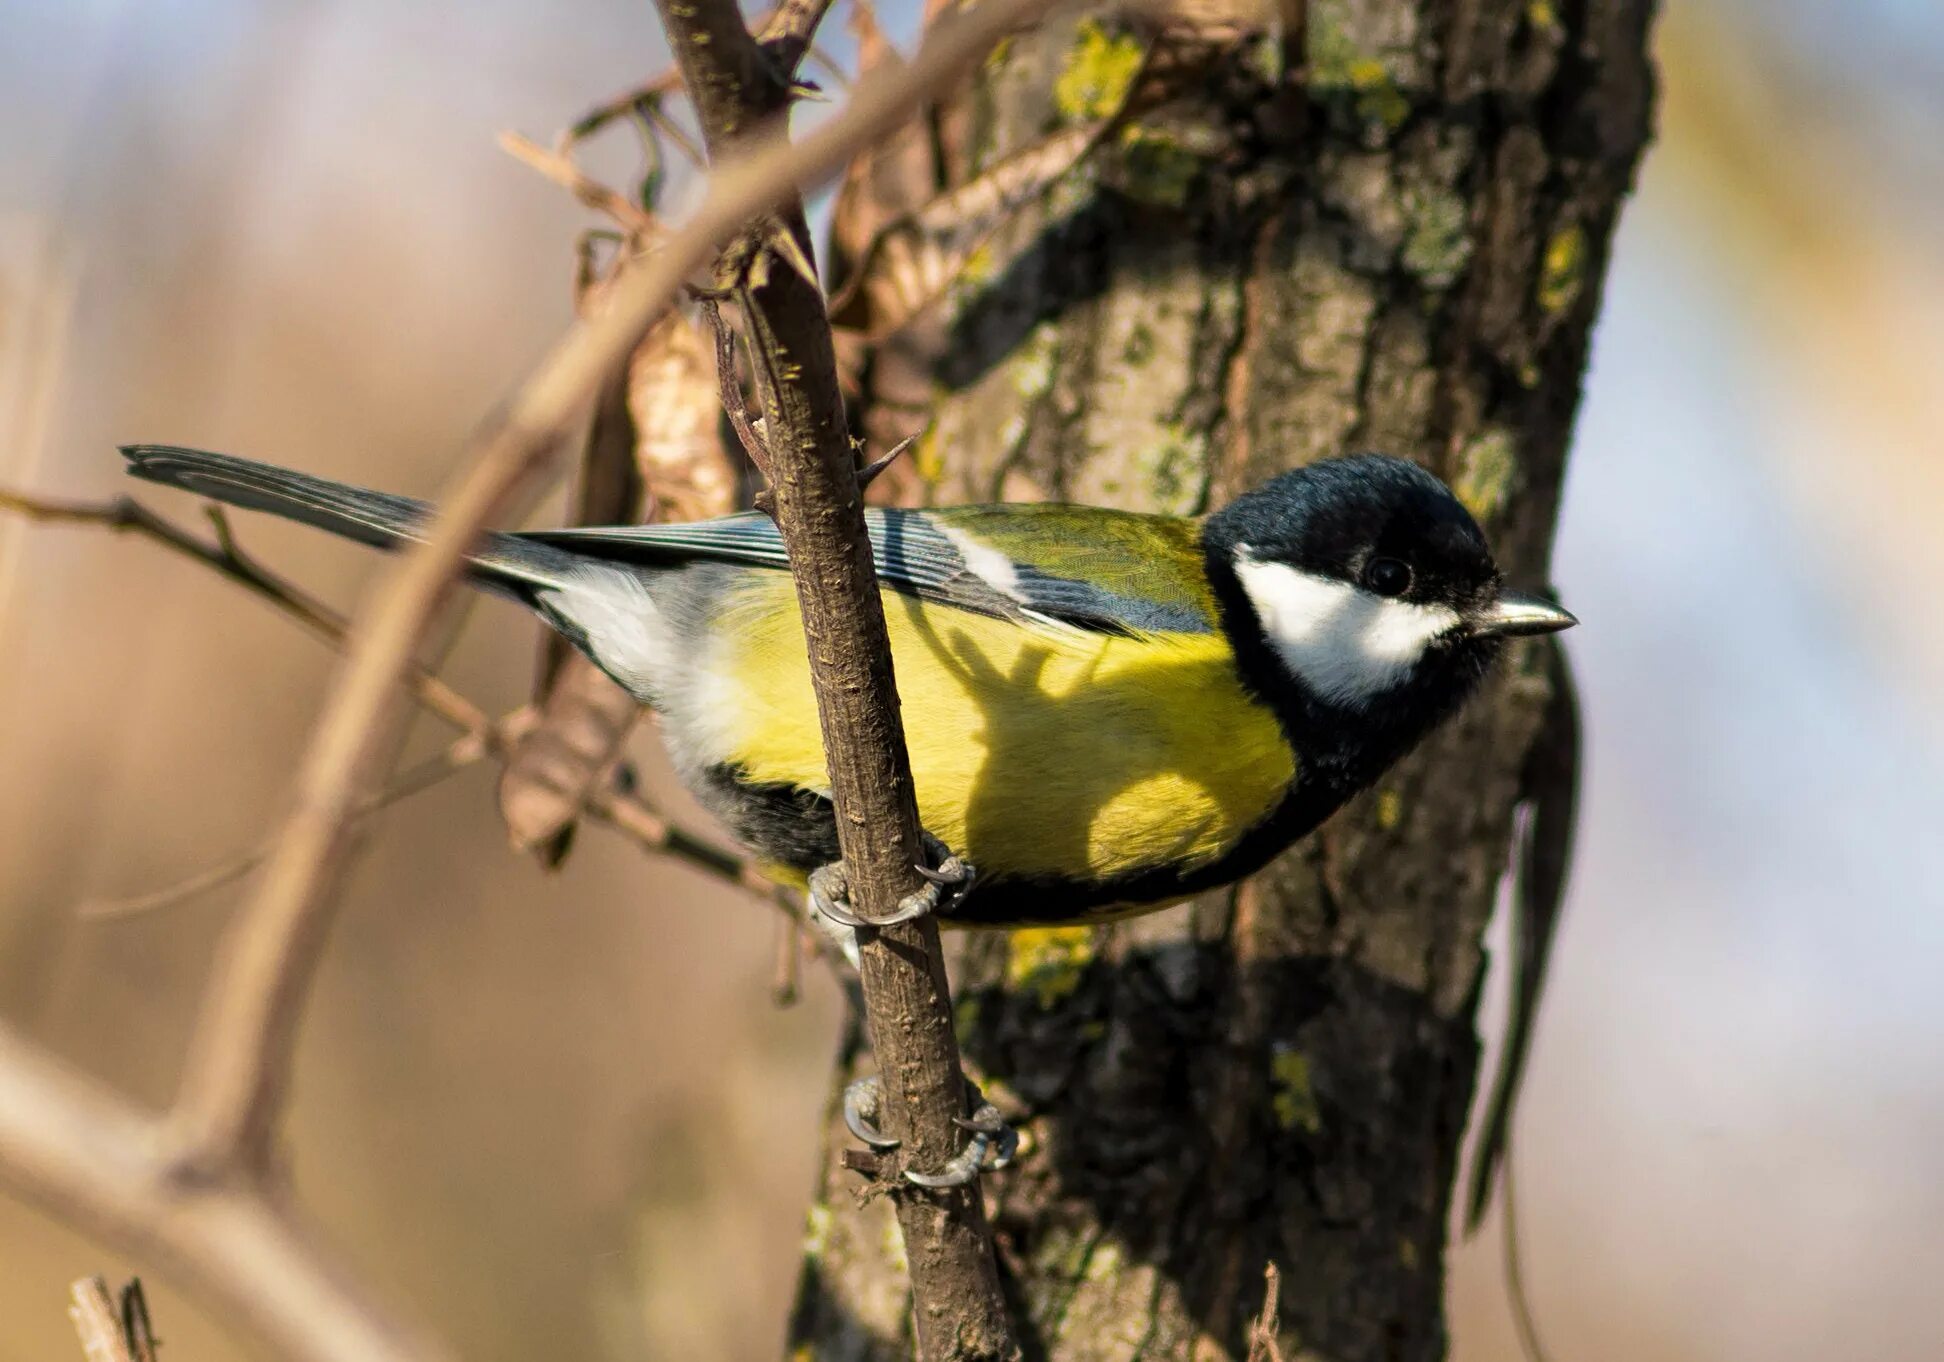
[790,2,1654,1358]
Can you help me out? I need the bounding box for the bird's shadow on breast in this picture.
[887,592,1242,903]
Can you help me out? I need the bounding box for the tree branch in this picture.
[652,0,1040,1357]
[0,1030,446,1362]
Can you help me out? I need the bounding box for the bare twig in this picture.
[0,1033,446,1362]
[497,131,659,233]
[0,486,482,737]
[81,716,514,920]
[120,1280,161,1362]
[68,1278,161,1362]
[654,0,1039,1356]
[1244,1262,1286,1362]
[698,294,775,485]
[69,1277,135,1362]
[771,916,803,1007]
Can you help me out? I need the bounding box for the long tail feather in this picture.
[120,444,575,592]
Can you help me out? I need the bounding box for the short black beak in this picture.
[1473,589,1577,638]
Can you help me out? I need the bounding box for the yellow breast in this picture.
[710,576,1295,883]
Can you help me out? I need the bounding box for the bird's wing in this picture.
[525,504,1218,636]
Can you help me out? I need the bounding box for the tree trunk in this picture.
[789,3,1655,1357]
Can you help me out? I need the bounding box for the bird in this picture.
[122,443,1573,934]
[123,443,1575,1187]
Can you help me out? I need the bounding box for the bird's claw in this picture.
[905,1095,1017,1189]
[807,833,976,929]
[840,1076,1018,1189]
[842,1076,901,1150]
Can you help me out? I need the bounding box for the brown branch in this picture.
[0,1032,446,1362]
[1244,1263,1286,1362]
[653,0,1038,1357]
[69,1277,134,1362]
[68,1278,160,1362]
[0,486,483,737]
[497,131,659,233]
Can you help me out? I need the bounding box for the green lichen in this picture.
[1116,125,1202,209]
[1526,0,1562,34]
[1308,2,1411,133]
[1271,1045,1322,1133]
[802,1203,832,1260]
[1010,322,1060,402]
[913,424,946,487]
[1133,422,1209,516]
[954,991,982,1040]
[1248,32,1287,85]
[1123,320,1156,367]
[1538,224,1588,314]
[1401,186,1471,289]
[1085,1241,1123,1282]
[1375,788,1403,830]
[1053,19,1143,123]
[1007,926,1095,1008]
[1399,1236,1421,1271]
[1454,429,1518,522]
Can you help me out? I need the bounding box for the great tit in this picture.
[121,445,1574,929]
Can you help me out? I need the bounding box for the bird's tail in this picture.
[121,444,576,593]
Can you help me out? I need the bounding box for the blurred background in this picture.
[1,1,1940,1358]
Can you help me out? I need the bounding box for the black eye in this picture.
[1364,557,1412,597]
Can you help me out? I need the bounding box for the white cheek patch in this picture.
[538,566,670,698]
[1232,551,1461,707]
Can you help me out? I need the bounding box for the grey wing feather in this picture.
[529,508,1026,625]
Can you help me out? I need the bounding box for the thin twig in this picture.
[119,1281,160,1362]
[79,717,514,920]
[698,295,775,485]
[1502,1158,1555,1362]
[497,131,659,233]
[69,1277,135,1362]
[1245,1262,1285,1362]
[0,486,484,737]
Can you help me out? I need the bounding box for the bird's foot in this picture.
[808,831,975,929]
[842,1075,1018,1189]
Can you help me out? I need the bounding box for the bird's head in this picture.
[1203,453,1574,764]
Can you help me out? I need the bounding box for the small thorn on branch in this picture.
[856,433,917,492]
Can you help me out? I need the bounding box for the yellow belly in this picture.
[711,577,1295,882]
